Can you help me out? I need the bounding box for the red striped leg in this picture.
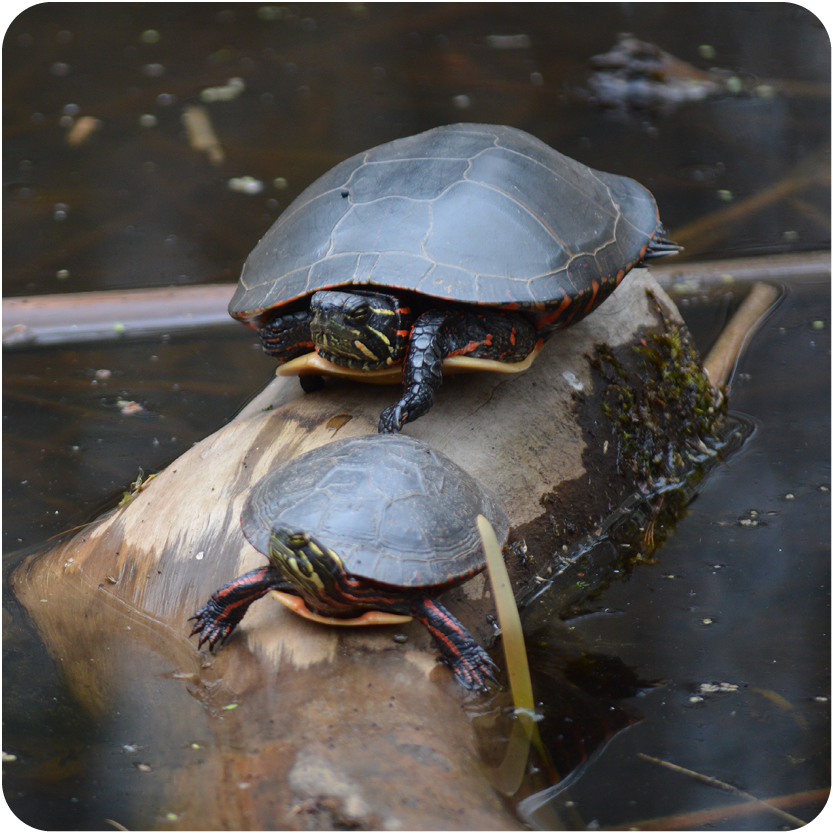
[408,594,498,692]
[189,566,292,651]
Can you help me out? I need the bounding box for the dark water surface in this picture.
[3,4,830,829]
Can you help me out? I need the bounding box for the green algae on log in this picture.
[591,291,728,488]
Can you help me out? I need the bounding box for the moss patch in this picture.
[505,291,747,620]
[590,292,727,488]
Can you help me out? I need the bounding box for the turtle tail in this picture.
[643,227,683,258]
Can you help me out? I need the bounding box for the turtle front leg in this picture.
[378,310,448,433]
[258,309,314,364]
[378,309,538,433]
[189,565,293,651]
[406,594,499,692]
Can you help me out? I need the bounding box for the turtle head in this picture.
[310,290,413,370]
[267,528,345,596]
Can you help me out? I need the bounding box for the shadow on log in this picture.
[12,270,686,830]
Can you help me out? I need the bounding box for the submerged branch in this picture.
[636,752,808,827]
[703,281,781,388]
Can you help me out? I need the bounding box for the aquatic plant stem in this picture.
[477,514,546,795]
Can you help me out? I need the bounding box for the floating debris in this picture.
[699,681,739,693]
[118,469,156,507]
[182,104,225,164]
[485,34,531,50]
[227,176,264,194]
[117,399,144,415]
[200,77,245,102]
[66,115,102,146]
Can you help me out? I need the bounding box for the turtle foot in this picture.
[378,390,430,433]
[450,644,500,692]
[189,597,240,651]
[378,404,404,433]
[188,565,285,652]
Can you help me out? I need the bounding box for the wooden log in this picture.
[12,270,684,830]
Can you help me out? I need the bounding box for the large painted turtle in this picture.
[230,123,679,432]
[190,434,509,690]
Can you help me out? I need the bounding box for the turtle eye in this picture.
[343,297,370,324]
[287,533,308,550]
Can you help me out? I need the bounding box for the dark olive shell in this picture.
[230,123,660,325]
[240,435,509,589]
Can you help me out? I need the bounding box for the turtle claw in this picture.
[189,602,237,652]
[188,566,283,652]
[378,403,405,434]
[450,644,500,693]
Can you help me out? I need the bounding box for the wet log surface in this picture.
[13,270,684,830]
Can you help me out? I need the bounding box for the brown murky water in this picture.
[3,4,829,829]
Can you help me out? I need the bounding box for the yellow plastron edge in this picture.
[270,590,412,626]
[275,345,543,386]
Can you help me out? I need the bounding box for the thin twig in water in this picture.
[669,152,829,255]
[637,752,807,827]
[610,787,827,830]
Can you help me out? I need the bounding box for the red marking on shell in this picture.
[588,280,600,308]
[537,294,572,326]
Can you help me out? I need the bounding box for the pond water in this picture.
[3,4,829,830]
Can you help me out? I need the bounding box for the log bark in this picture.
[12,269,683,830]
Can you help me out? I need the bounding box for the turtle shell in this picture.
[240,434,509,589]
[230,123,661,327]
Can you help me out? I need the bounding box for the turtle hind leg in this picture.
[405,594,499,692]
[189,565,292,651]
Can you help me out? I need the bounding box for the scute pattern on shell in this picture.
[241,435,509,589]
[229,123,660,321]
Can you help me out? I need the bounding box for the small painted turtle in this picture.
[189,434,509,690]
[230,123,679,432]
